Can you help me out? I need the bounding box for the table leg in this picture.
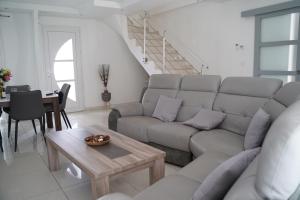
[53,98,62,131]
[46,140,60,171]
[46,112,53,128]
[149,157,165,185]
[91,176,109,200]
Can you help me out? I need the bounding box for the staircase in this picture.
[127,15,199,75]
[108,14,203,75]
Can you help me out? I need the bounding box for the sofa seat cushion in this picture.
[148,123,198,152]
[179,151,230,183]
[190,129,244,157]
[134,175,200,200]
[117,116,163,142]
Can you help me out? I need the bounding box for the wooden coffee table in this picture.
[46,125,166,200]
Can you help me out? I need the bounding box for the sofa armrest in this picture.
[97,193,134,200]
[108,102,143,131]
[113,102,143,117]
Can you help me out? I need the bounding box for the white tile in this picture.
[52,161,90,188]
[63,182,92,200]
[29,190,67,200]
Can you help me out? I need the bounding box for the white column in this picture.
[32,9,44,90]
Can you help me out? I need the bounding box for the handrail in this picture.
[162,30,166,73]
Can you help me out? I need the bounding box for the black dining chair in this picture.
[5,85,31,94]
[45,84,72,129]
[4,85,33,137]
[10,90,45,152]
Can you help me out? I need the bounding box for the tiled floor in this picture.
[0,109,180,200]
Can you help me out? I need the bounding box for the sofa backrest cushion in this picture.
[213,77,282,135]
[223,155,260,200]
[142,74,181,116]
[256,100,300,199]
[176,75,221,122]
[263,82,300,121]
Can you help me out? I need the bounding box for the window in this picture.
[54,39,77,101]
[254,8,300,83]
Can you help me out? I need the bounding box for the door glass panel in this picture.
[55,39,74,60]
[57,81,76,101]
[261,13,299,42]
[261,75,296,83]
[260,45,297,71]
[54,61,75,81]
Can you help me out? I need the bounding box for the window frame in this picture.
[254,7,300,81]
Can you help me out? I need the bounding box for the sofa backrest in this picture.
[142,74,182,116]
[213,77,282,135]
[176,75,221,122]
[224,100,300,200]
[263,82,300,121]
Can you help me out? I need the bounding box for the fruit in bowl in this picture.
[85,135,110,146]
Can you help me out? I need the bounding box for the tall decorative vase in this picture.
[101,89,111,102]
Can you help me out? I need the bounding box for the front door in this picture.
[43,26,83,112]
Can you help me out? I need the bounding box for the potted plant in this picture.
[0,67,12,98]
[98,64,111,102]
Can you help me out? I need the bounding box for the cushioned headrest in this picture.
[148,74,182,89]
[220,77,282,98]
[256,100,300,199]
[273,82,300,107]
[180,75,221,92]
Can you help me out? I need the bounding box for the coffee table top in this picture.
[46,125,166,179]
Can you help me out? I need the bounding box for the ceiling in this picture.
[0,0,179,18]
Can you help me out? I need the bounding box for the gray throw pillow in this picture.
[192,148,261,200]
[183,109,226,130]
[152,95,182,122]
[244,108,271,150]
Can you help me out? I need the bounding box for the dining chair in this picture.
[5,85,31,94]
[45,84,72,129]
[0,133,3,152]
[4,85,33,137]
[10,90,45,152]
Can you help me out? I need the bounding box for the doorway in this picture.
[43,26,84,112]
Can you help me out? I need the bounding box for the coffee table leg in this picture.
[91,176,109,200]
[46,140,60,171]
[149,157,165,185]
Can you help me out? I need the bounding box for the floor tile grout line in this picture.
[37,152,71,200]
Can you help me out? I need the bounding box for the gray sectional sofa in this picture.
[100,75,300,200]
[109,74,300,166]
[105,74,300,200]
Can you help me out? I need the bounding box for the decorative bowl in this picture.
[85,135,110,146]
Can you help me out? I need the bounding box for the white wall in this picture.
[0,13,148,109]
[150,0,291,78]
[0,12,38,88]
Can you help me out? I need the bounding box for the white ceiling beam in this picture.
[94,0,122,9]
[0,1,80,15]
[149,0,199,16]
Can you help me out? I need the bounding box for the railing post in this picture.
[143,12,147,63]
[163,31,166,73]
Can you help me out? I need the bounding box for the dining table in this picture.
[0,93,62,131]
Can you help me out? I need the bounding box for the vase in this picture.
[101,90,111,102]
